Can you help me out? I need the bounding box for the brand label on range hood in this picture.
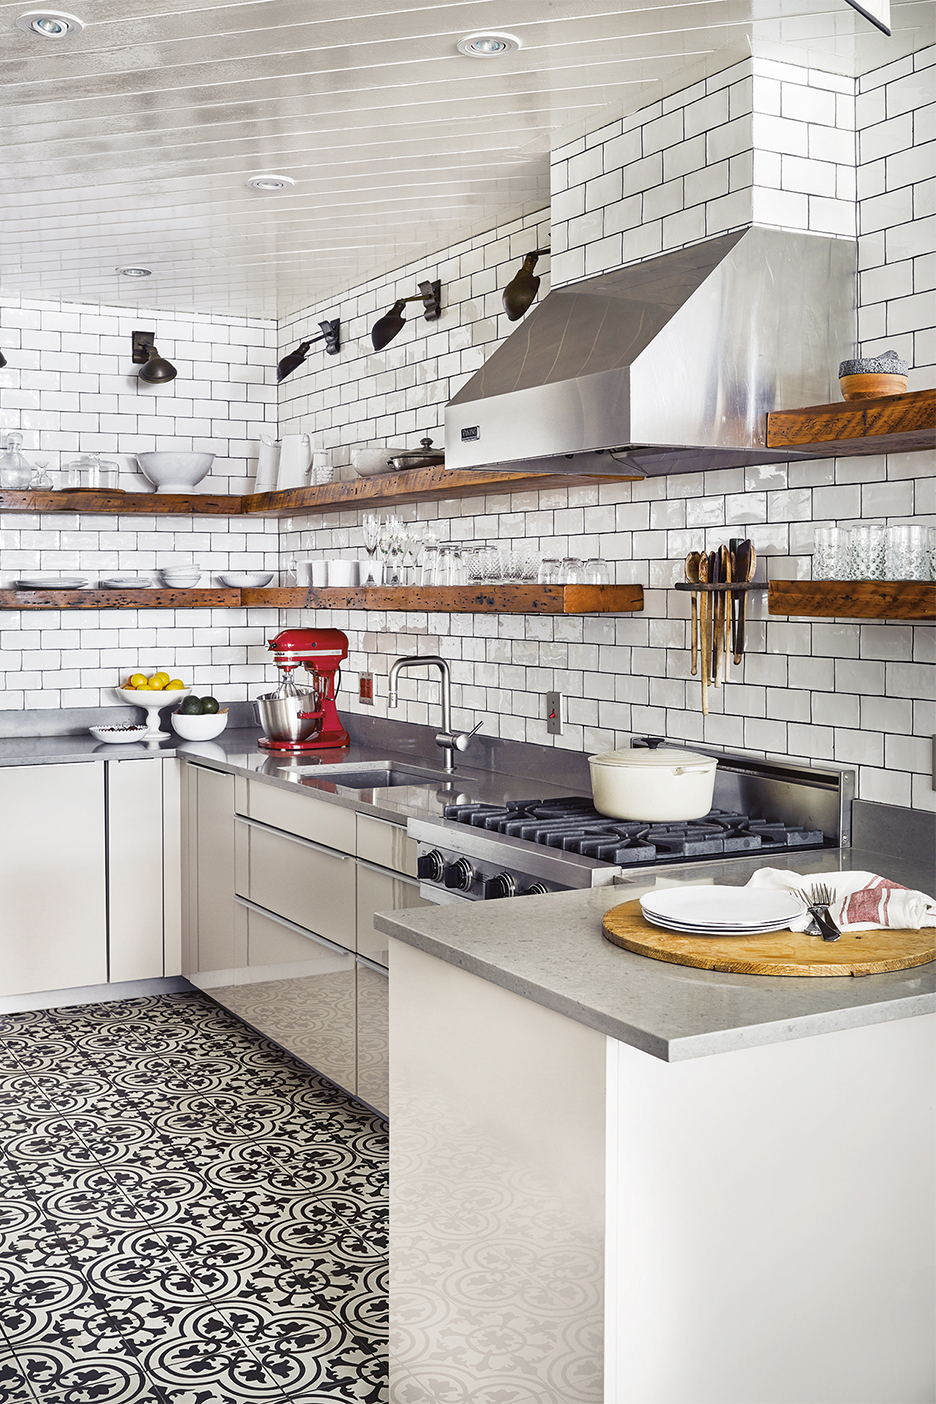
[460,426,480,441]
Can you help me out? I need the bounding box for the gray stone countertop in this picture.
[375,848,935,1062]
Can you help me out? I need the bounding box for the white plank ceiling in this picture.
[0,0,930,318]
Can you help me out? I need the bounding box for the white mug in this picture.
[327,559,359,587]
[310,560,329,587]
[295,559,314,586]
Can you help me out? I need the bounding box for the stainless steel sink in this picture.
[287,762,454,788]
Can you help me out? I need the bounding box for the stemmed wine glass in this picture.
[362,513,381,583]
[378,515,404,585]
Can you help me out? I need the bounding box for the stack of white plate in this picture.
[100,575,153,588]
[15,574,88,589]
[639,885,806,936]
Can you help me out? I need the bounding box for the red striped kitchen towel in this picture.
[747,868,936,932]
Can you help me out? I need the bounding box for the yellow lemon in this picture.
[148,672,170,690]
[129,672,147,688]
[165,679,186,690]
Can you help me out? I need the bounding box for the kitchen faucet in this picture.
[387,654,482,772]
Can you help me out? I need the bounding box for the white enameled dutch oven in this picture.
[588,747,718,822]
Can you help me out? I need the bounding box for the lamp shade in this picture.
[138,344,177,383]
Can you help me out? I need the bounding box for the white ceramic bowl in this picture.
[351,448,399,477]
[89,723,148,744]
[160,571,201,587]
[217,572,274,587]
[137,452,215,493]
[170,709,229,740]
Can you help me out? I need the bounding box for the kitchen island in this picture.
[377,854,935,1404]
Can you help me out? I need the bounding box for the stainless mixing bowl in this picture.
[254,689,324,746]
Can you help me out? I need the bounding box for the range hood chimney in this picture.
[445,226,856,477]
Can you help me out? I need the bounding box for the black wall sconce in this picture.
[0,350,7,369]
[276,319,341,382]
[132,329,177,384]
[371,281,441,351]
[502,249,549,321]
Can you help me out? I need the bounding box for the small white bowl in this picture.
[89,724,148,744]
[217,572,274,588]
[170,709,229,740]
[351,448,399,477]
[160,572,202,587]
[137,452,215,493]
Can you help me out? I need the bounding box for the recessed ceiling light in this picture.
[116,266,152,278]
[15,9,84,37]
[246,174,296,191]
[456,32,521,58]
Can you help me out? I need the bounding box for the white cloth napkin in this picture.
[747,868,936,932]
[254,435,280,493]
[276,433,311,490]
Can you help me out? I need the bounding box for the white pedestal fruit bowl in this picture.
[115,687,191,743]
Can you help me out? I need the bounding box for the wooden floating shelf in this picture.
[0,588,242,610]
[0,466,640,520]
[240,584,644,614]
[766,387,935,457]
[0,490,244,516]
[768,580,935,620]
[0,583,643,615]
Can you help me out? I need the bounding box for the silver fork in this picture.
[794,884,841,942]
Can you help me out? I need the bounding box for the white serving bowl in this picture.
[351,448,399,477]
[89,723,148,744]
[170,708,229,740]
[137,452,215,493]
[160,570,202,587]
[217,572,274,587]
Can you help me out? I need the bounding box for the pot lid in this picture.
[589,747,717,771]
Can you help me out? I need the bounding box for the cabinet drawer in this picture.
[235,817,356,951]
[356,956,388,1117]
[240,779,355,853]
[235,899,355,1092]
[356,860,433,967]
[356,813,418,877]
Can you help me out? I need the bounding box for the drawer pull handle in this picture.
[236,815,350,859]
[234,895,351,957]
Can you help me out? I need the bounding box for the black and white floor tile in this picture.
[0,992,388,1403]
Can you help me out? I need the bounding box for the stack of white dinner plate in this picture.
[639,885,807,936]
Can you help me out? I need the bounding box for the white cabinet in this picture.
[234,900,356,1091]
[356,956,389,1115]
[235,817,356,949]
[0,763,107,997]
[181,761,241,1007]
[107,757,175,983]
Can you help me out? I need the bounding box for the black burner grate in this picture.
[442,799,825,868]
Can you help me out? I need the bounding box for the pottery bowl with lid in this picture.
[588,747,718,822]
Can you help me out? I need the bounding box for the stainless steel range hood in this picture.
[445,226,856,477]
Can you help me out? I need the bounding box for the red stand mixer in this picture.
[257,627,350,751]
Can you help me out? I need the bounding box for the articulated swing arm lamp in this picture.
[371,280,441,351]
[276,319,341,382]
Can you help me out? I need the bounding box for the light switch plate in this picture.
[546,691,562,735]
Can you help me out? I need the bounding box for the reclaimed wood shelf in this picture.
[768,580,935,620]
[0,588,242,610]
[766,387,934,457]
[0,490,244,515]
[240,584,644,614]
[0,466,640,520]
[241,464,640,516]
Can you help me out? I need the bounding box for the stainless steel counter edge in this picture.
[375,874,935,1062]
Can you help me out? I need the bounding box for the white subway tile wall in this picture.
[0,49,931,811]
[276,47,934,813]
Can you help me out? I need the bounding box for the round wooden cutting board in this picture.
[602,898,936,977]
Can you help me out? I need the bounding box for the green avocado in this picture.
[179,696,204,715]
[200,696,220,714]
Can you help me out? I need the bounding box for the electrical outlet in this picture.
[546,691,562,735]
[359,672,374,705]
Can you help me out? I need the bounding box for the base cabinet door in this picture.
[0,763,107,998]
[234,899,356,1091]
[181,763,240,1006]
[356,957,388,1116]
[356,860,432,967]
[235,818,356,950]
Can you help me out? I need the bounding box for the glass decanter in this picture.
[0,433,34,489]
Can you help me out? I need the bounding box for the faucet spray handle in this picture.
[452,720,484,753]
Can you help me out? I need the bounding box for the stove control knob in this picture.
[523,881,550,897]
[481,872,517,900]
[417,849,445,883]
[443,857,474,892]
